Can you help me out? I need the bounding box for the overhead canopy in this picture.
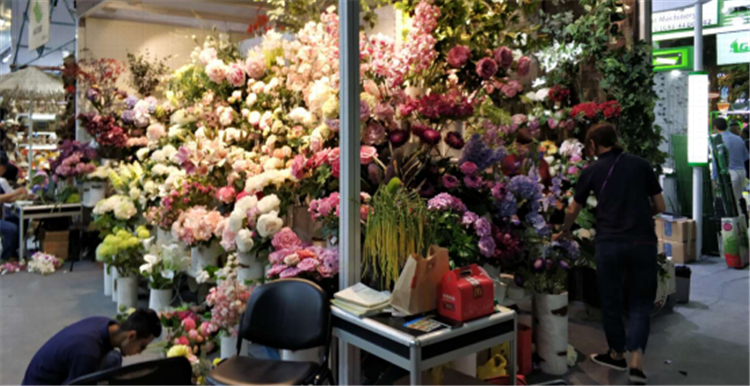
[0,66,64,102]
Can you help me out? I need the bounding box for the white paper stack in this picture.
[332,283,390,317]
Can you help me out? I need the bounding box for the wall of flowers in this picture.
[31,0,662,379]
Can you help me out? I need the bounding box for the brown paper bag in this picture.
[391,246,450,315]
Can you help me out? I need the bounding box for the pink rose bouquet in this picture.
[205,276,252,337]
[171,206,225,247]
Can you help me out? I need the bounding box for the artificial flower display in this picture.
[27,252,64,275]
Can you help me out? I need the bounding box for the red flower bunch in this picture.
[77,113,128,148]
[548,85,570,103]
[401,91,475,121]
[599,100,622,119]
[570,102,599,120]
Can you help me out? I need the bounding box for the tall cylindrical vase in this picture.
[191,241,221,273]
[104,265,112,296]
[111,269,119,302]
[157,228,173,245]
[220,329,247,359]
[533,292,569,375]
[116,276,139,309]
[237,252,264,283]
[149,288,173,312]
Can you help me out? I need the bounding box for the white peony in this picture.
[129,187,141,201]
[535,88,550,101]
[168,125,184,138]
[136,148,150,161]
[288,107,311,124]
[257,195,280,214]
[263,158,283,171]
[248,111,262,126]
[152,164,169,176]
[236,229,255,252]
[245,174,267,193]
[228,211,246,233]
[151,150,166,163]
[235,195,258,213]
[245,93,257,107]
[256,212,283,238]
[113,198,137,220]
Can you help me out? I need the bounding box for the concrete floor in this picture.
[1,258,748,385]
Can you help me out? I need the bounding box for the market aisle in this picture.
[568,257,750,385]
[1,259,748,385]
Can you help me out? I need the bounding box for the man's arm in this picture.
[555,200,582,240]
[651,193,666,216]
[0,188,27,203]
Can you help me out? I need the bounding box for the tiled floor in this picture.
[1,258,748,385]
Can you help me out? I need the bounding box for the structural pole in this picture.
[338,0,361,384]
[693,2,704,259]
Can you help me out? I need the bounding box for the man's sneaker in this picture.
[590,352,627,371]
[629,368,647,385]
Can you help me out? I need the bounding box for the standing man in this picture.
[712,118,749,216]
[23,309,161,385]
[555,123,666,385]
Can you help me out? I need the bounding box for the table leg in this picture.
[409,345,421,385]
[18,211,24,260]
[510,319,517,386]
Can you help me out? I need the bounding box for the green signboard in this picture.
[653,46,694,72]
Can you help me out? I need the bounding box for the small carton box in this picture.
[655,217,695,243]
[43,231,70,260]
[659,240,696,264]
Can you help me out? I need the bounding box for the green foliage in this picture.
[363,185,432,288]
[126,50,171,97]
[718,64,750,102]
[255,0,389,32]
[428,211,480,268]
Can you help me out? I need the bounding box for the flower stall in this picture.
[67,0,666,382]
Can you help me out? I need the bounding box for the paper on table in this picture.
[334,283,390,308]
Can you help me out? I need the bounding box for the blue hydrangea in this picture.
[459,134,507,170]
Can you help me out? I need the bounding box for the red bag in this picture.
[437,264,494,323]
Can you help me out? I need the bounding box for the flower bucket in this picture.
[156,228,173,245]
[111,269,119,302]
[191,241,221,272]
[237,252,264,282]
[281,346,324,363]
[533,292,569,376]
[104,265,112,296]
[290,205,320,243]
[149,288,173,312]
[220,331,248,359]
[82,181,107,208]
[116,276,139,309]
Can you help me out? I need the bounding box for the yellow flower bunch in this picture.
[540,140,558,155]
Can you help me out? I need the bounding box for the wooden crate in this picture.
[43,231,70,260]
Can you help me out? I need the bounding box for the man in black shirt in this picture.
[555,123,665,385]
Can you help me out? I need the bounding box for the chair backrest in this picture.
[240,278,330,351]
[67,357,192,385]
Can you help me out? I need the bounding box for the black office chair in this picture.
[67,357,192,385]
[207,278,334,385]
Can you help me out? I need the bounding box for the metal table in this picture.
[6,203,82,259]
[332,305,517,385]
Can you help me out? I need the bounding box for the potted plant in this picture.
[205,272,252,359]
[96,226,150,308]
[140,243,189,311]
[171,206,225,274]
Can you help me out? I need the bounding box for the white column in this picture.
[693,1,704,259]
[338,0,361,384]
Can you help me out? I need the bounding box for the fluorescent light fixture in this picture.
[655,57,679,65]
[688,73,709,166]
[671,70,682,77]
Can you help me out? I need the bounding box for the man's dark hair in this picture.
[120,308,162,339]
[0,151,9,167]
[713,117,728,132]
[586,122,623,153]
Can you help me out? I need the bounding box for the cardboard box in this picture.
[659,239,696,264]
[43,231,70,260]
[655,217,696,243]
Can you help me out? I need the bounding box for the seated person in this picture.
[23,308,162,385]
[0,151,29,260]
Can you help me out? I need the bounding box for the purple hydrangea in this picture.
[121,110,135,123]
[427,193,467,213]
[508,174,542,201]
[479,237,496,257]
[526,213,549,236]
[497,194,517,218]
[460,134,507,171]
[462,211,479,227]
[474,217,492,238]
[554,240,580,261]
[125,95,139,109]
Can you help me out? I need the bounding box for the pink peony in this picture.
[567,166,579,175]
[182,318,196,332]
[460,161,479,175]
[226,63,246,88]
[205,59,227,84]
[360,146,378,165]
[244,56,266,79]
[517,56,531,76]
[493,47,514,69]
[272,227,302,250]
[476,57,498,79]
[501,81,523,98]
[297,258,320,272]
[447,45,471,68]
[216,186,237,204]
